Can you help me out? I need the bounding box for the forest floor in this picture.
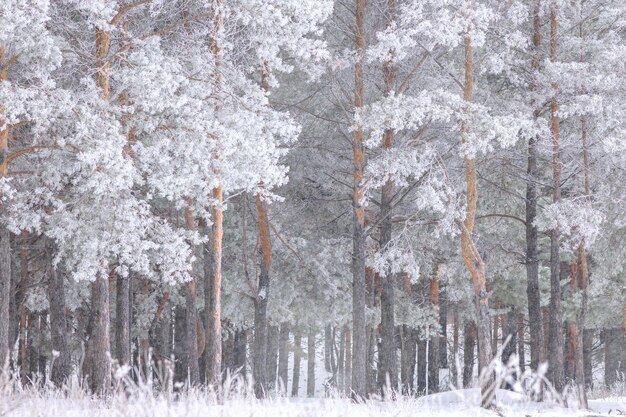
[2,388,625,417]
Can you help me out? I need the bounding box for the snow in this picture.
[3,390,624,417]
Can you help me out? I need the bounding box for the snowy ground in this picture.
[2,389,624,417]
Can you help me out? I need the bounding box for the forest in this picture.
[0,0,625,416]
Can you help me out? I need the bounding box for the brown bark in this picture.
[0,46,12,376]
[460,26,494,408]
[253,190,272,397]
[350,0,367,401]
[547,0,565,393]
[205,0,225,387]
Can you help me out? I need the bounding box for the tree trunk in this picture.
[604,327,625,388]
[278,323,289,391]
[547,0,565,393]
[351,0,367,401]
[338,327,345,391]
[526,0,547,385]
[206,0,225,386]
[400,325,416,395]
[184,202,199,386]
[417,336,426,394]
[253,190,272,397]
[48,243,70,387]
[267,325,279,391]
[0,44,11,376]
[452,311,460,387]
[463,321,476,388]
[19,231,28,385]
[324,325,332,373]
[115,273,131,366]
[439,285,448,369]
[582,329,593,389]
[517,314,526,373]
[307,329,315,397]
[291,331,302,397]
[378,0,398,400]
[344,326,352,395]
[233,328,247,377]
[83,272,111,394]
[428,269,440,394]
[460,22,494,408]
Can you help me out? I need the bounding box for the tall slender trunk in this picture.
[344,326,352,395]
[460,21,494,408]
[47,242,70,386]
[278,323,289,391]
[307,329,316,397]
[291,331,302,397]
[452,311,460,387]
[338,327,345,390]
[206,0,225,386]
[184,202,200,386]
[439,285,448,368]
[547,1,565,393]
[526,0,546,383]
[266,325,279,390]
[0,46,12,376]
[232,328,247,377]
[115,273,131,366]
[81,26,114,395]
[351,0,367,400]
[82,272,111,394]
[19,230,28,385]
[253,189,272,397]
[400,325,416,395]
[463,321,476,388]
[324,325,332,373]
[428,267,440,394]
[517,314,526,373]
[378,0,398,399]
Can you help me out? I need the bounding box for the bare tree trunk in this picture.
[324,325,332,373]
[253,190,272,397]
[83,272,111,394]
[115,273,131,366]
[604,327,625,388]
[19,231,28,385]
[278,323,289,391]
[428,268,440,394]
[233,328,247,377]
[184,202,199,386]
[400,325,416,395]
[378,0,398,399]
[205,0,225,387]
[517,314,526,373]
[439,285,448,369]
[267,325,279,391]
[0,46,12,377]
[307,329,315,397]
[547,0,565,393]
[463,321,476,388]
[344,326,352,396]
[452,311,460,387]
[291,331,302,397]
[460,21,494,408]
[582,330,592,389]
[351,0,367,401]
[526,0,547,386]
[338,327,345,391]
[417,336,426,394]
[47,242,70,386]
